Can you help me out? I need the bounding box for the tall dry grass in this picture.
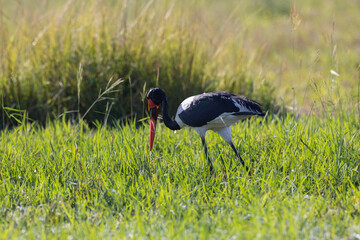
[1,0,359,128]
[0,0,276,128]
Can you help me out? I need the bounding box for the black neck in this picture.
[162,97,181,130]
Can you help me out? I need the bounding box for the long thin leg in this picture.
[229,142,251,174]
[216,127,250,173]
[201,136,214,174]
[229,142,245,167]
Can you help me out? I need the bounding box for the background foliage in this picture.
[1,0,359,128]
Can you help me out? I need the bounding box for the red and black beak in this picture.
[148,98,159,151]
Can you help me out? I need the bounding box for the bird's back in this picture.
[176,92,264,128]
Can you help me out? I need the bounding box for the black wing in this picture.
[178,92,264,127]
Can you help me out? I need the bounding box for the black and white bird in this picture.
[147,88,265,174]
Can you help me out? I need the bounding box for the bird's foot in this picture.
[209,166,214,176]
[246,167,253,177]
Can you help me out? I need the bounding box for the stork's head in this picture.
[147,88,165,151]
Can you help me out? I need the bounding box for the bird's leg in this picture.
[229,142,251,175]
[201,137,214,175]
[215,127,251,176]
[229,142,244,166]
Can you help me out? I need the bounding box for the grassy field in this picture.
[1,0,360,239]
[1,112,359,239]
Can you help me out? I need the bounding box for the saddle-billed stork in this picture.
[147,88,265,174]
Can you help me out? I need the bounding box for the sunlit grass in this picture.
[1,0,360,238]
[1,112,359,239]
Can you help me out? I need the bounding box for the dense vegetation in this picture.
[1,0,275,128]
[1,0,359,239]
[1,0,359,127]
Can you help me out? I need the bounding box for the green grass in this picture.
[1,112,359,239]
[1,0,360,238]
